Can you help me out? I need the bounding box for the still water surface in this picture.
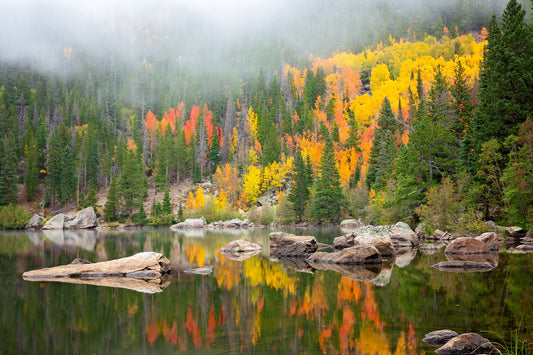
[0,227,532,354]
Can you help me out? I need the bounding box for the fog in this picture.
[0,0,510,77]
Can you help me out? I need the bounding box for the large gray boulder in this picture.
[390,222,418,247]
[276,240,317,258]
[444,237,490,255]
[26,214,44,229]
[42,214,65,230]
[307,245,382,265]
[64,207,97,229]
[171,217,207,229]
[435,333,500,354]
[269,232,317,249]
[352,225,392,246]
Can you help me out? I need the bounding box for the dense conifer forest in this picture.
[0,0,532,232]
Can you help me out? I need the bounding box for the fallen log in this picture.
[22,252,171,293]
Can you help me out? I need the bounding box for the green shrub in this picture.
[0,205,32,229]
[148,214,176,226]
[248,205,276,225]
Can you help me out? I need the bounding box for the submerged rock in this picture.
[184,267,213,275]
[431,261,496,272]
[307,245,382,265]
[422,330,459,346]
[435,333,500,354]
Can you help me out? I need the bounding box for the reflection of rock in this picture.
[170,217,207,229]
[64,207,97,229]
[445,237,490,255]
[435,333,500,355]
[474,232,500,250]
[26,214,44,229]
[309,261,381,280]
[512,244,533,253]
[42,214,65,230]
[394,248,417,268]
[220,249,261,261]
[172,229,207,238]
[21,275,170,294]
[274,256,315,273]
[431,261,496,272]
[422,330,459,346]
[42,230,97,251]
[184,267,213,275]
[307,245,382,265]
[419,242,444,255]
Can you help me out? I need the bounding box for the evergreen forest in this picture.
[0,0,532,232]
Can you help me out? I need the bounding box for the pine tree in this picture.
[288,151,311,222]
[208,129,221,173]
[104,175,119,222]
[0,135,18,206]
[133,201,148,226]
[25,129,40,201]
[366,97,400,190]
[47,125,76,206]
[312,130,344,224]
[473,1,533,153]
[162,188,173,215]
[119,149,147,216]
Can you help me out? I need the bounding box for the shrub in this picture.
[248,205,276,225]
[0,205,32,229]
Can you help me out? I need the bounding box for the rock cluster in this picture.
[39,207,98,230]
[423,330,500,354]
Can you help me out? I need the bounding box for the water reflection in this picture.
[0,229,532,354]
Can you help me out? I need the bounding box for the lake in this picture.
[1,227,532,354]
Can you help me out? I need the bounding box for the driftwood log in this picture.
[22,252,171,294]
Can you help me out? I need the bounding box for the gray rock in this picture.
[223,218,245,228]
[352,225,392,246]
[504,226,526,239]
[42,214,65,230]
[419,242,444,255]
[333,233,358,250]
[445,237,490,255]
[374,240,396,257]
[475,232,500,250]
[422,330,459,346]
[276,240,318,258]
[307,245,382,265]
[269,232,317,249]
[64,207,97,229]
[340,219,365,229]
[435,333,500,354]
[514,244,533,253]
[390,222,418,247]
[170,217,207,229]
[220,240,262,253]
[26,214,44,229]
[433,229,452,240]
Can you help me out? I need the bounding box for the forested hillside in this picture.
[0,0,531,231]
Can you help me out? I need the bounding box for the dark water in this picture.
[0,227,532,354]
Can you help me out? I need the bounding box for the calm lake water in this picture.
[1,227,532,354]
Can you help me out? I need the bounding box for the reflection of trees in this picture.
[4,229,533,353]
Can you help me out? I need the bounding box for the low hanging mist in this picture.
[0,0,509,80]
